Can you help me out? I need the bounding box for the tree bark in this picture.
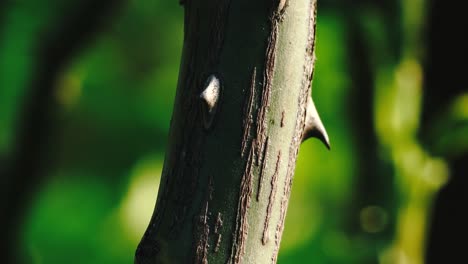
[136,0,327,263]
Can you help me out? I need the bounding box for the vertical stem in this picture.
[136,0,323,263]
[375,0,449,263]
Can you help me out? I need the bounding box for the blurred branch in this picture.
[1,1,124,262]
[345,8,395,262]
[368,0,450,263]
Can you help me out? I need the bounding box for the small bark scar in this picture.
[200,74,222,130]
[257,137,270,201]
[262,151,281,245]
[241,67,257,157]
[278,0,289,14]
[280,111,285,127]
[214,212,223,253]
[194,176,214,264]
[194,200,210,264]
[230,145,255,263]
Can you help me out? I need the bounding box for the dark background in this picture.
[425,0,467,263]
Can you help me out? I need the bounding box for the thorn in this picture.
[302,98,330,150]
[200,74,221,129]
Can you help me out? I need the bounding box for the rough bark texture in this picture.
[136,0,319,263]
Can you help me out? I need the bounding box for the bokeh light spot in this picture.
[119,155,162,244]
[360,205,388,234]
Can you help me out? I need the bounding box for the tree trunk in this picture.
[136,0,328,263]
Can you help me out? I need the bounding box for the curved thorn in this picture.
[302,98,330,150]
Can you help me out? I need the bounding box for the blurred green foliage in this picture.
[1,0,467,263]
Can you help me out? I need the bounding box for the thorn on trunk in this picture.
[200,74,221,129]
[302,98,330,150]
